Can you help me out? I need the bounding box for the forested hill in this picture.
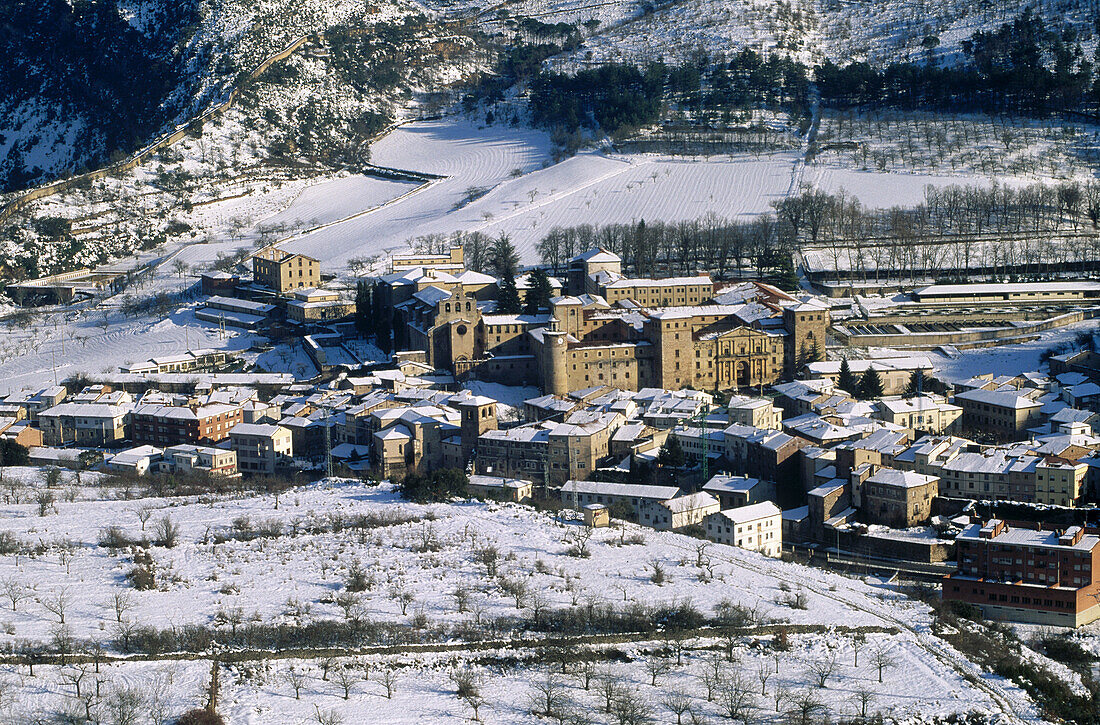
[0,0,203,192]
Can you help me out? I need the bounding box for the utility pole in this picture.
[323,400,333,478]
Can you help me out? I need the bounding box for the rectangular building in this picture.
[944,519,1100,626]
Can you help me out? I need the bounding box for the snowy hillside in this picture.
[0,474,1053,723]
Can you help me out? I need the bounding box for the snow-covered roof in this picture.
[702,474,764,494]
[560,480,679,501]
[865,468,938,489]
[571,248,621,264]
[716,501,782,524]
[915,281,1100,297]
[953,388,1041,409]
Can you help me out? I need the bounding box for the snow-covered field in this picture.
[0,307,254,396]
[0,476,1047,723]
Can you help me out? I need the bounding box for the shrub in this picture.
[177,709,225,725]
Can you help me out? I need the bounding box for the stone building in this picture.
[381,249,830,395]
[252,247,320,293]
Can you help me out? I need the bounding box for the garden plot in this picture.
[814,109,1100,181]
[0,306,253,396]
[0,477,1048,723]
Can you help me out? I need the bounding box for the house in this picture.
[467,475,533,503]
[229,423,293,474]
[559,480,680,520]
[875,396,962,433]
[642,491,720,531]
[162,445,238,476]
[106,445,164,475]
[701,474,776,510]
[252,247,320,293]
[852,465,938,528]
[704,502,783,557]
[286,287,354,323]
[943,519,1100,626]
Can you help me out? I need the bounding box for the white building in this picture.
[229,423,293,474]
[704,501,783,557]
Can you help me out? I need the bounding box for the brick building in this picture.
[943,519,1100,627]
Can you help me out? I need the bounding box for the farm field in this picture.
[0,475,1047,724]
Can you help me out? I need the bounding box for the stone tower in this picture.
[542,318,570,396]
[782,303,829,378]
[457,396,497,461]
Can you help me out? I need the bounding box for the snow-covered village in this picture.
[2,0,1100,723]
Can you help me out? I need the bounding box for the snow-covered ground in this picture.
[0,307,255,396]
[0,477,1048,723]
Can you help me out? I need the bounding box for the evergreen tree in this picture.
[523,268,555,314]
[497,273,522,314]
[905,369,926,398]
[837,357,858,393]
[489,233,520,280]
[354,280,373,338]
[858,367,885,399]
[377,314,393,355]
[656,436,685,468]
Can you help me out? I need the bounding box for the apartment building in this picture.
[704,502,783,557]
[38,402,131,447]
[131,402,243,447]
[944,519,1100,626]
[953,389,1043,438]
[230,423,293,474]
[252,247,320,293]
[940,449,1040,501]
[1035,458,1087,507]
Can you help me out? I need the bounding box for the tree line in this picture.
[817,7,1100,114]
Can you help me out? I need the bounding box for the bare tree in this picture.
[389,585,415,615]
[611,689,652,725]
[529,670,566,718]
[283,666,306,699]
[59,662,92,698]
[806,653,838,688]
[106,685,145,725]
[644,656,671,687]
[662,692,692,725]
[717,671,756,721]
[41,588,69,624]
[379,667,399,699]
[314,706,343,725]
[596,668,621,713]
[36,489,56,517]
[111,591,134,623]
[699,652,725,701]
[136,506,154,531]
[851,632,866,667]
[756,661,772,695]
[870,643,897,683]
[851,686,877,718]
[784,688,827,725]
[475,544,499,576]
[153,516,179,547]
[2,577,28,612]
[332,665,361,699]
